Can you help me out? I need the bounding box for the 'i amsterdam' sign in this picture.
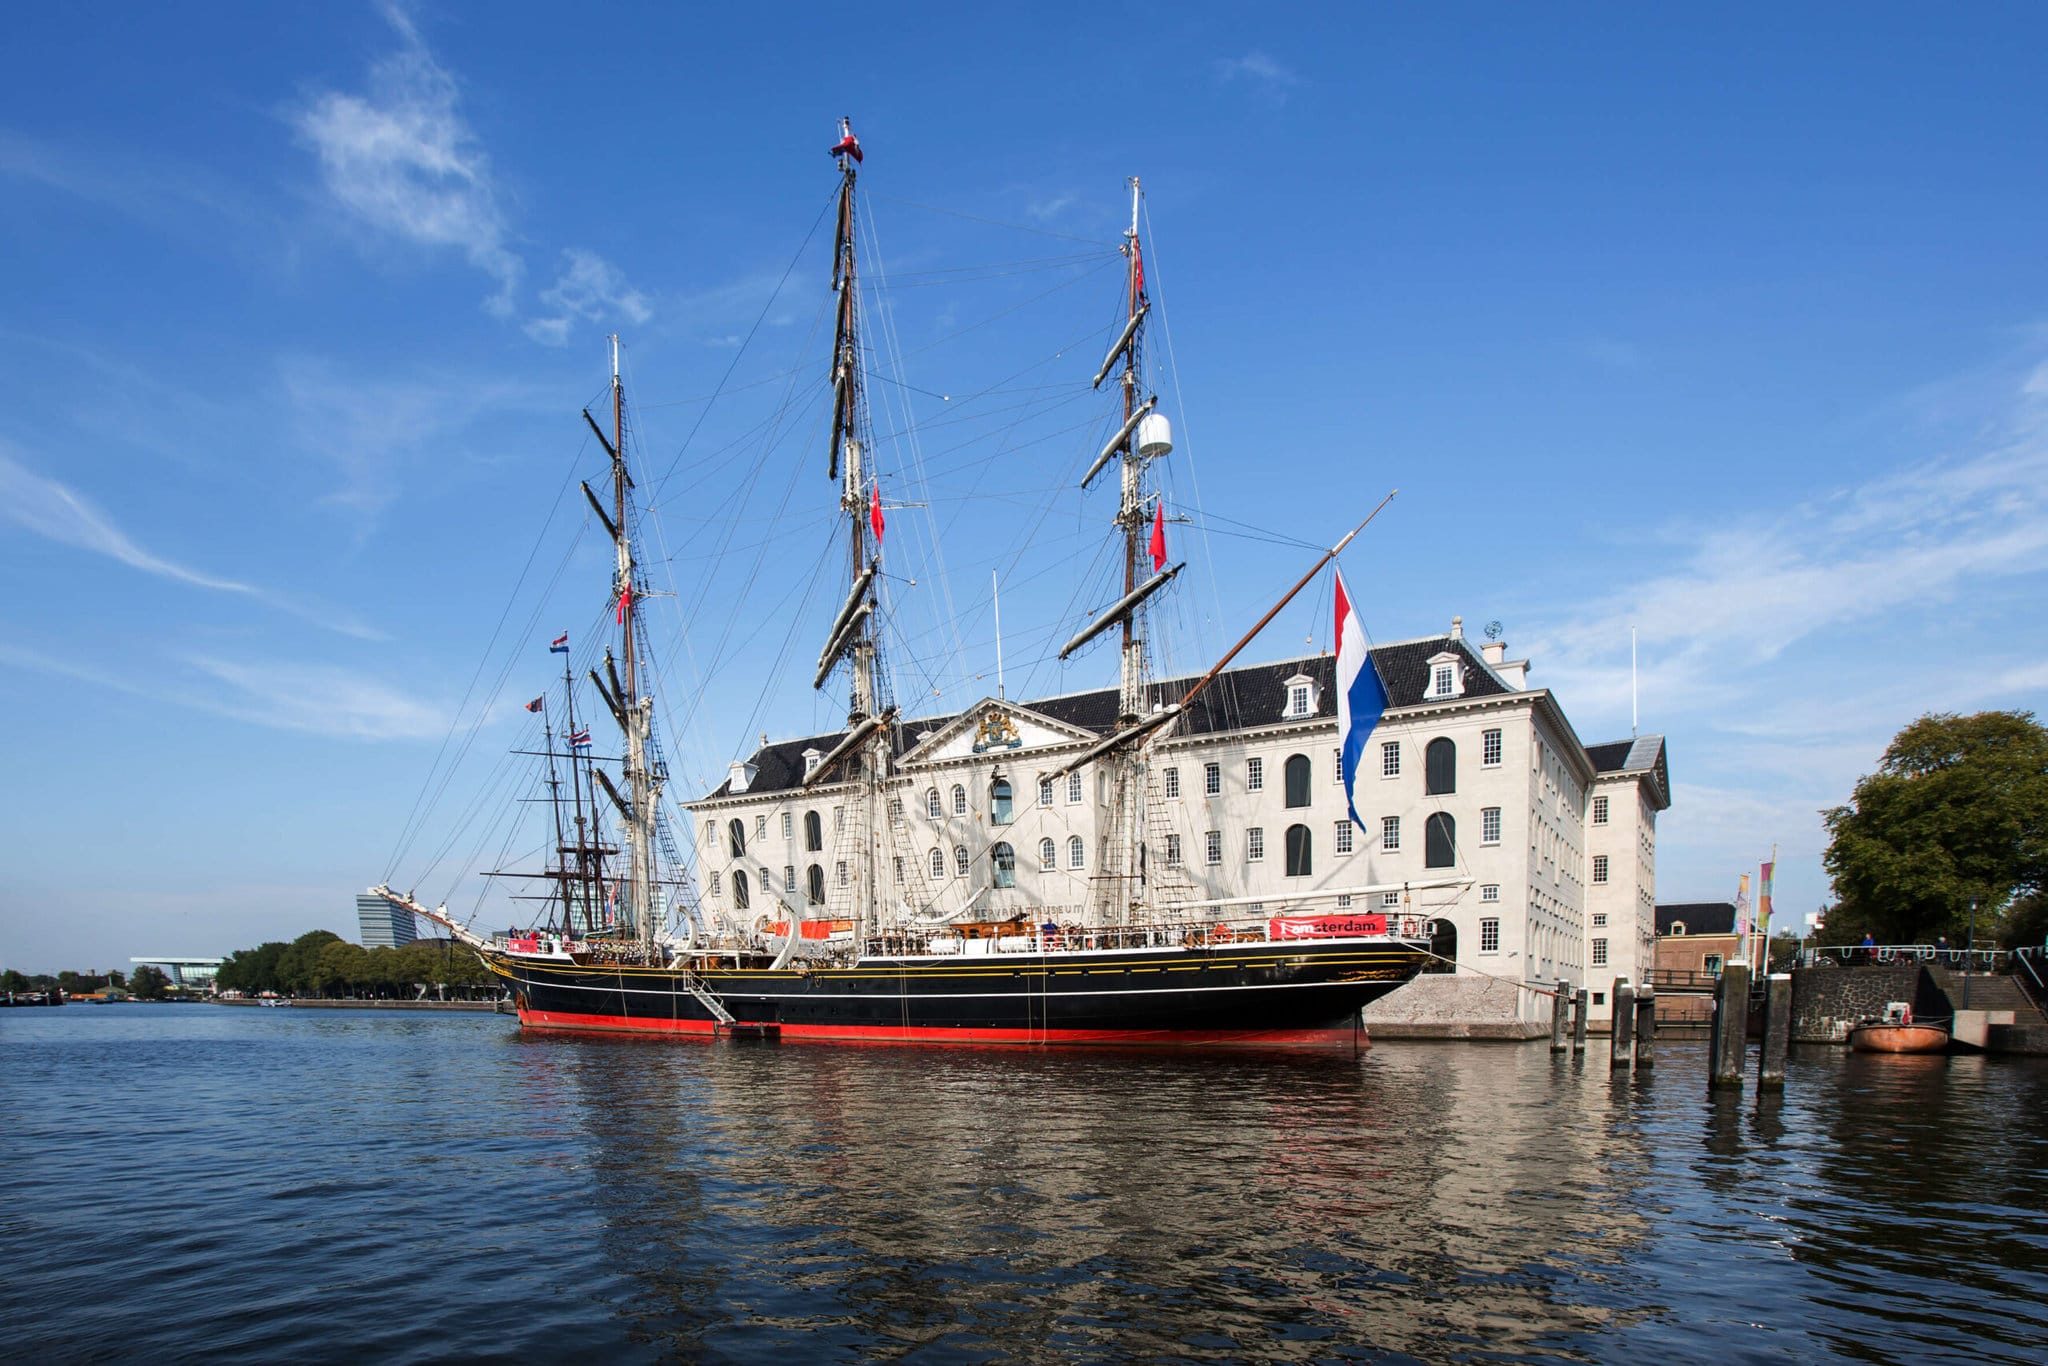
[1269,913,1389,939]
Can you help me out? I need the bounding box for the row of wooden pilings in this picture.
[1548,977,1656,1069]
[1548,963,1796,1092]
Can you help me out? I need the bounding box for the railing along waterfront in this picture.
[1795,943,2007,969]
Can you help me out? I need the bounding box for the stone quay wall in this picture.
[1362,974,1545,1040]
[1788,964,1948,1043]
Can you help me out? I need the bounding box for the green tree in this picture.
[1,969,26,994]
[128,965,171,1000]
[276,930,342,996]
[1823,711,2048,944]
[216,941,287,996]
[313,940,370,997]
[2003,891,2048,950]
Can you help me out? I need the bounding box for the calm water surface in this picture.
[2,1005,2043,1362]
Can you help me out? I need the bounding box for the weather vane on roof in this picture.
[1484,620,1503,641]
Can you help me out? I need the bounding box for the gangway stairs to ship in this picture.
[682,971,775,1039]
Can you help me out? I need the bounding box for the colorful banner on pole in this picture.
[1734,872,1752,938]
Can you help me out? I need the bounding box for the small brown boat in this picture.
[1848,1011,1949,1054]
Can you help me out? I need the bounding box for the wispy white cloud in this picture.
[1026,191,1078,223]
[0,640,443,741]
[290,2,521,315]
[0,442,256,593]
[182,656,446,740]
[524,248,653,346]
[0,441,385,639]
[1214,50,1302,100]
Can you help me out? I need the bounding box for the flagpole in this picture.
[993,569,1004,700]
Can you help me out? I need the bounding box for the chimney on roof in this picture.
[1480,639,1506,665]
[1450,615,1463,641]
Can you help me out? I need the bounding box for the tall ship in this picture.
[373,122,1431,1045]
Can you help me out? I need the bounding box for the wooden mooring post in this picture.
[1610,978,1635,1070]
[1709,961,1751,1089]
[1758,972,1792,1091]
[1571,985,1588,1053]
[1633,984,1656,1069]
[1551,978,1570,1053]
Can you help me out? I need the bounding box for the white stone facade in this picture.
[687,627,1667,1033]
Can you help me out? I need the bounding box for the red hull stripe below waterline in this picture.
[518,1008,1361,1048]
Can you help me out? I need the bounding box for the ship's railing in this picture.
[861,914,1427,958]
[1796,943,2007,969]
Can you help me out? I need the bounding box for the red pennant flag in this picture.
[616,582,632,624]
[870,480,885,543]
[524,696,544,713]
[1132,240,1145,299]
[1149,498,1166,571]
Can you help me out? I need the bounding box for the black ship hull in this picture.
[487,937,1426,1047]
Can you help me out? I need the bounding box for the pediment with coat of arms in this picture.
[900,698,1101,766]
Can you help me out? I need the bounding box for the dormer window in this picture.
[1280,673,1318,720]
[1424,651,1466,701]
[802,747,823,777]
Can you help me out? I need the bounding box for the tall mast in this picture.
[597,335,661,947]
[817,117,891,948]
[1097,177,1154,925]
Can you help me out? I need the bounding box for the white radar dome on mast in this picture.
[1136,411,1173,460]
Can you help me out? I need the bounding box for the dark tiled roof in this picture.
[702,636,1510,801]
[1657,902,1736,936]
[1586,741,1634,772]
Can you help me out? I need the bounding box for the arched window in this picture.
[728,818,746,858]
[1068,836,1085,870]
[1425,812,1456,868]
[804,810,823,852]
[806,863,825,905]
[732,869,751,911]
[991,842,1016,888]
[954,845,969,876]
[1425,738,1456,795]
[1039,838,1056,871]
[990,778,1013,824]
[1285,824,1312,877]
[929,848,945,879]
[1284,754,1311,808]
[925,788,941,819]
[1425,919,1458,973]
[952,784,968,816]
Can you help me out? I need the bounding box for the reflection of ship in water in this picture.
[372,123,1428,1047]
[541,1039,1659,1357]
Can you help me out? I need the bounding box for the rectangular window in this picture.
[888,797,903,821]
[893,856,904,881]
[755,814,766,839]
[1247,757,1264,792]
[1433,664,1453,696]
[1481,883,1499,903]
[1336,893,1353,909]
[1164,834,1182,867]
[1592,795,1609,825]
[1333,749,1343,784]
[1593,913,1607,928]
[1592,938,1609,967]
[1381,741,1400,778]
[1482,728,1502,767]
[1705,954,1723,975]
[784,866,796,893]
[1039,776,1054,805]
[1204,763,1222,796]
[1289,683,1310,716]
[835,806,846,832]
[1067,773,1083,804]
[704,820,716,847]
[781,812,793,838]
[1205,830,1222,865]
[1592,854,1609,884]
[1481,807,1501,846]
[1381,891,1400,908]
[1480,918,1500,953]
[836,860,848,887]
[1247,827,1265,862]
[1164,766,1180,799]
[1382,816,1400,851]
[1335,822,1354,855]
[710,871,722,896]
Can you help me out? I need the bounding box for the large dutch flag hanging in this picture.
[1335,568,1389,833]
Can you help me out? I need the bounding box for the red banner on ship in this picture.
[1268,913,1387,939]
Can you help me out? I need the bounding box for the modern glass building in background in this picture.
[356,894,419,949]
[129,957,223,991]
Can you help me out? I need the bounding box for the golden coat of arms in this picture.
[972,710,1022,752]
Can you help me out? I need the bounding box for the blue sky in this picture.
[5,2,2047,970]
